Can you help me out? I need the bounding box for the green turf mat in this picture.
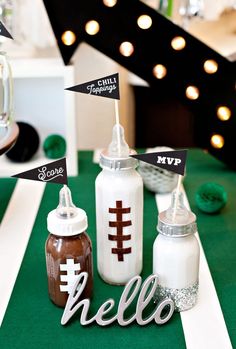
[1,149,236,347]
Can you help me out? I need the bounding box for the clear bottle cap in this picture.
[157,190,197,237]
[108,124,129,158]
[56,185,77,219]
[47,185,88,236]
[100,123,138,170]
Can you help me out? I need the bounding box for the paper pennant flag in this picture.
[0,21,13,39]
[131,150,187,176]
[65,73,120,100]
[12,158,68,185]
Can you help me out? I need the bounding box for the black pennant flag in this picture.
[12,158,68,185]
[0,21,13,39]
[131,150,187,176]
[65,73,120,100]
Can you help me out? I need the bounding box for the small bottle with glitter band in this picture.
[95,124,143,285]
[153,190,200,311]
[45,185,93,307]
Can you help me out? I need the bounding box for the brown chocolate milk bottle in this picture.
[45,185,93,307]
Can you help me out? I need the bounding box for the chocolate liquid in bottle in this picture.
[45,185,93,307]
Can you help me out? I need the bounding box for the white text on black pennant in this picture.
[0,21,13,39]
[12,158,68,185]
[131,150,187,176]
[65,73,120,100]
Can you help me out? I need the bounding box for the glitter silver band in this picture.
[154,281,199,312]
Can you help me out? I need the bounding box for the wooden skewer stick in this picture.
[172,174,182,222]
[115,99,121,157]
[64,184,70,218]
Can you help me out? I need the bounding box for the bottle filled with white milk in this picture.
[153,190,200,311]
[95,124,143,285]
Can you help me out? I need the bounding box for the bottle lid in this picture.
[157,190,197,237]
[100,123,138,170]
[100,149,138,170]
[47,186,88,236]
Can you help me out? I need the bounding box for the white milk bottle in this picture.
[95,124,143,285]
[153,190,200,311]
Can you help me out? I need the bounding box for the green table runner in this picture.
[0,150,236,348]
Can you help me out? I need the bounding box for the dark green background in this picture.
[0,150,235,349]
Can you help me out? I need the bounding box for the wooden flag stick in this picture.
[173,174,182,222]
[115,99,121,157]
[63,184,70,218]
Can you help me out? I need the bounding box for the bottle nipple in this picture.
[108,124,130,158]
[165,190,190,224]
[56,185,77,219]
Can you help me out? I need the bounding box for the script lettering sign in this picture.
[61,272,174,326]
[12,158,68,185]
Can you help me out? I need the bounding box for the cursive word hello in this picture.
[61,273,174,326]
[38,166,64,182]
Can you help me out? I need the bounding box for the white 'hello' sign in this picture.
[61,273,174,326]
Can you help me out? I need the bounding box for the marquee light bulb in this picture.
[61,30,76,46]
[85,20,100,35]
[171,36,186,51]
[119,42,134,57]
[137,15,152,29]
[217,106,231,121]
[186,86,199,100]
[210,134,224,149]
[204,60,218,74]
[103,0,117,7]
[153,64,167,79]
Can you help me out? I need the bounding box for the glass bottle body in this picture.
[0,51,13,127]
[153,233,200,311]
[96,167,143,285]
[45,231,93,307]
